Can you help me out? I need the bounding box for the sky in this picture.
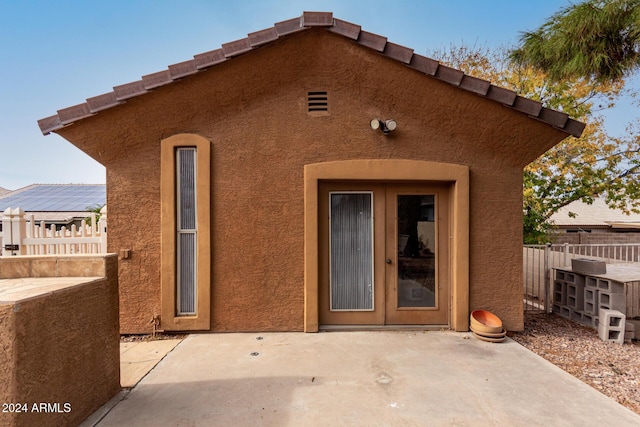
[1,0,636,190]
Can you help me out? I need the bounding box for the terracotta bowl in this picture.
[472,331,507,343]
[470,310,503,334]
[470,326,507,338]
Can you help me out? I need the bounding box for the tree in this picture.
[431,45,640,243]
[511,0,640,83]
[85,203,105,226]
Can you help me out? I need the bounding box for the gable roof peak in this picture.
[37,11,584,138]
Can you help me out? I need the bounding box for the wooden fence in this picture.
[0,207,107,256]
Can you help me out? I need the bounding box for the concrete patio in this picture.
[87,331,640,426]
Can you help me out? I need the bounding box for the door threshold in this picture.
[319,324,450,332]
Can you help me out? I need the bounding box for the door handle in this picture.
[386,258,392,264]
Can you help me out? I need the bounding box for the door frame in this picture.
[304,159,469,332]
[385,183,450,325]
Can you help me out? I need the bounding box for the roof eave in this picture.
[38,11,585,138]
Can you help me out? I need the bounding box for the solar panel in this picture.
[0,185,106,212]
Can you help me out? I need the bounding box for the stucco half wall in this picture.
[304,159,469,332]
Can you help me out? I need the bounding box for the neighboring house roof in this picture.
[0,184,105,212]
[550,198,640,229]
[37,11,585,138]
[0,187,10,197]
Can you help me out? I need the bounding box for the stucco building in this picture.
[38,12,584,334]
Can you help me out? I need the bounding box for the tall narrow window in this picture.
[161,134,210,331]
[176,148,197,315]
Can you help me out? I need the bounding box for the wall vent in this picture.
[308,91,328,113]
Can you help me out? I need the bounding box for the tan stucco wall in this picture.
[0,255,120,427]
[56,29,570,333]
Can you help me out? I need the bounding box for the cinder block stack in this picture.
[596,279,626,312]
[553,266,635,342]
[553,270,590,326]
[598,308,626,344]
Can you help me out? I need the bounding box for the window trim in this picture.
[161,134,211,330]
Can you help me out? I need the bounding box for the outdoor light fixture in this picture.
[370,118,398,135]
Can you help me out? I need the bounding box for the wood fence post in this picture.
[544,243,551,313]
[99,205,107,253]
[2,208,27,256]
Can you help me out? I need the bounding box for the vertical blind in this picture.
[330,193,374,310]
[176,148,197,315]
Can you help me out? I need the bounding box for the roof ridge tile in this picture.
[302,11,333,26]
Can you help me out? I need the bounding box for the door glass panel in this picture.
[330,192,374,311]
[397,195,436,308]
[176,148,197,315]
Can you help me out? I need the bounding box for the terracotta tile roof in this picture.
[37,11,585,138]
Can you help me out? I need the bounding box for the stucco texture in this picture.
[0,255,120,427]
[56,29,570,333]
